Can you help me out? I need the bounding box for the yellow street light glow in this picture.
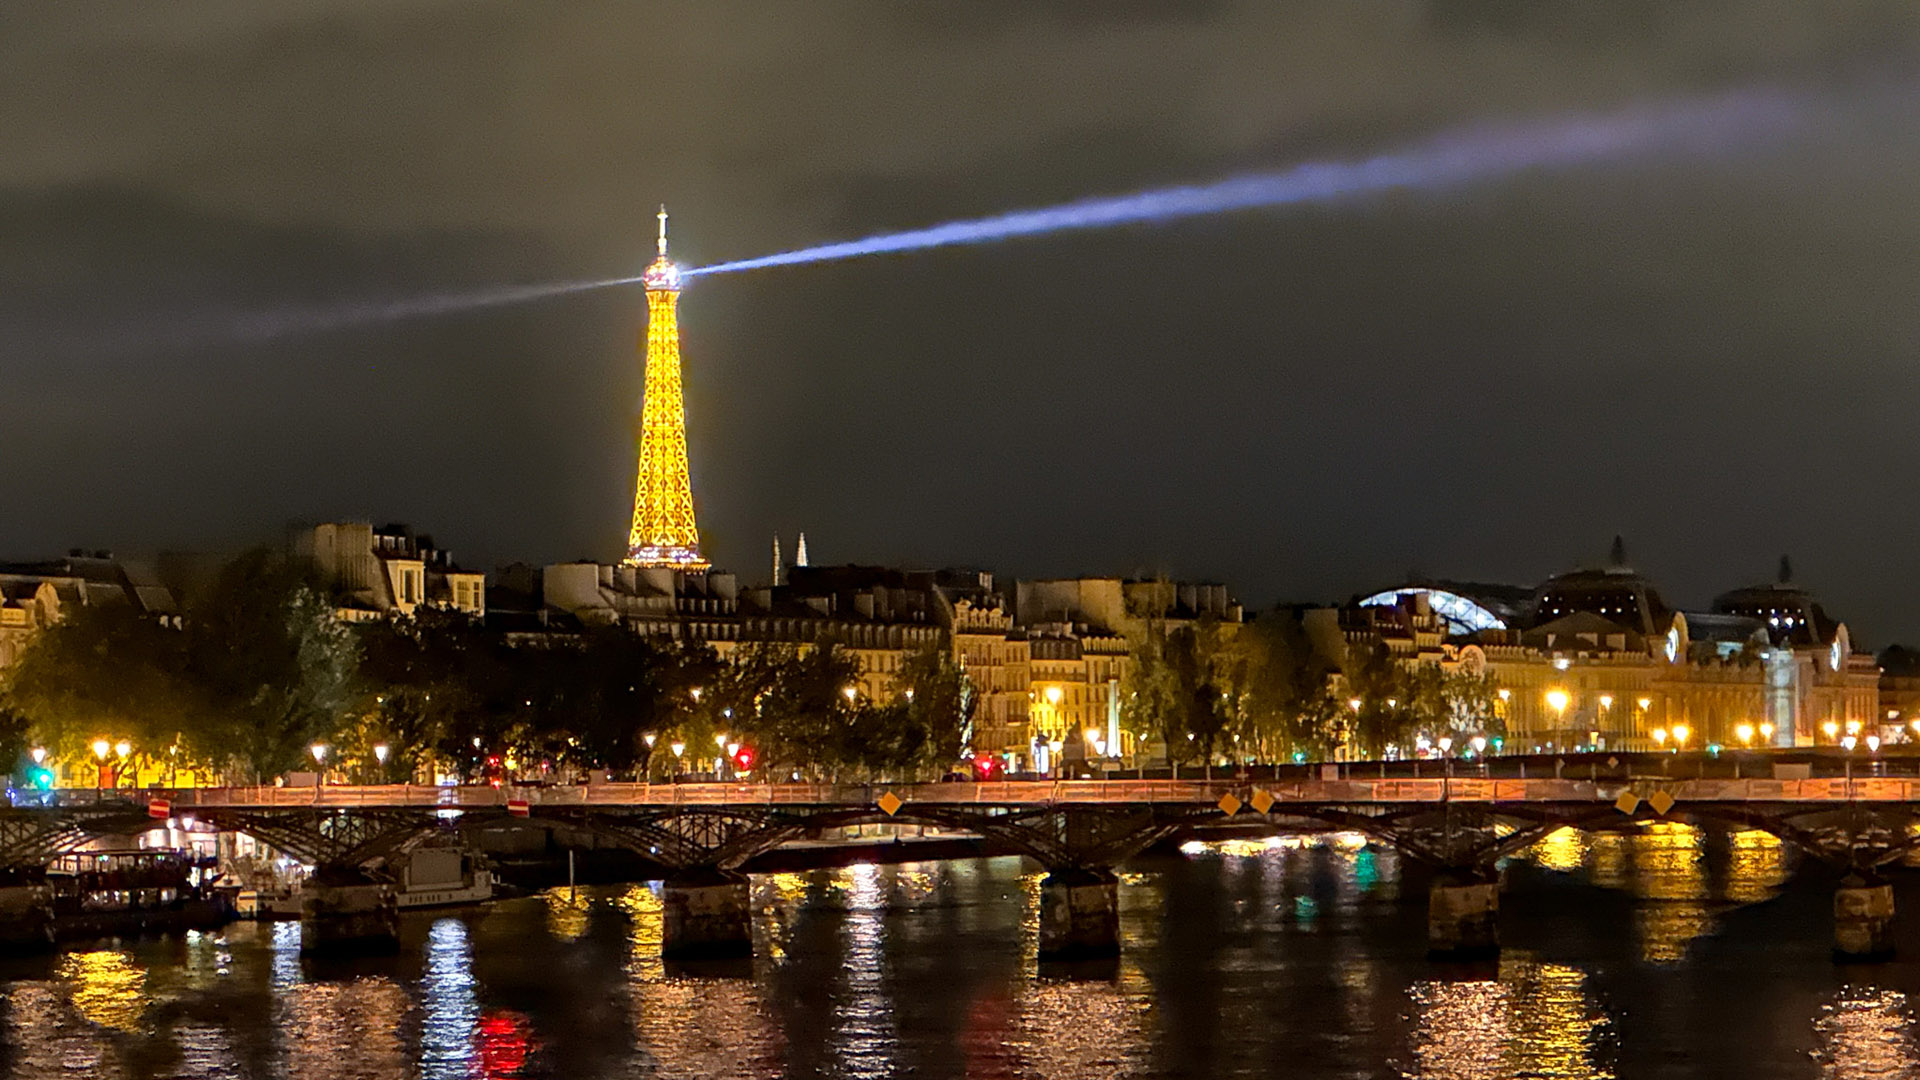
[1735,723,1755,745]
[843,686,858,702]
[309,744,327,763]
[1759,722,1774,740]
[1545,689,1570,714]
[30,747,46,764]
[1653,728,1668,746]
[92,739,110,761]
[1846,718,1862,735]
[1046,686,1063,706]
[1497,688,1511,702]
[114,740,130,759]
[670,741,685,758]
[1599,695,1613,710]
[373,743,390,764]
[715,733,729,748]
[1672,724,1691,747]
[1348,698,1362,712]
[1637,697,1651,710]
[1823,720,1841,739]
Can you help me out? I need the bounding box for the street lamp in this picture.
[1735,723,1755,746]
[1760,722,1775,743]
[1822,720,1840,742]
[1653,727,1668,748]
[30,747,45,765]
[373,743,390,764]
[844,685,859,704]
[643,733,657,748]
[1470,735,1487,754]
[1672,724,1690,750]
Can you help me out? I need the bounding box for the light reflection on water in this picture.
[0,832,1883,1078]
[1814,986,1920,1078]
[1524,823,1794,963]
[1402,959,1613,1079]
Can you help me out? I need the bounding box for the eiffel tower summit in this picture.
[624,206,708,569]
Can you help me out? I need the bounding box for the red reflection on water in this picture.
[475,1009,536,1078]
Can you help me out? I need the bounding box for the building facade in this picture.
[1336,549,1879,752]
[297,523,486,622]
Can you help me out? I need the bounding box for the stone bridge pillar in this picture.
[1428,872,1499,959]
[1038,867,1120,959]
[0,881,55,952]
[300,875,399,954]
[663,869,752,958]
[1834,873,1895,961]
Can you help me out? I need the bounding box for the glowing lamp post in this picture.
[1823,720,1840,743]
[1735,723,1755,747]
[92,738,110,790]
[1672,724,1691,751]
[1760,722,1775,744]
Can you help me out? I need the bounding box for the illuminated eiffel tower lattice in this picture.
[624,206,708,569]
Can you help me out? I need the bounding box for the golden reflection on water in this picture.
[1530,827,1587,873]
[1724,829,1789,904]
[1813,986,1920,1078]
[619,882,666,982]
[543,887,591,942]
[1403,956,1612,1079]
[56,949,148,1031]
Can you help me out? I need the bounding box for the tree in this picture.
[1126,619,1236,769]
[891,645,975,771]
[187,549,359,781]
[1237,611,1343,760]
[3,600,200,770]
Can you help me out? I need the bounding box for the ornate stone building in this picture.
[1335,547,1879,752]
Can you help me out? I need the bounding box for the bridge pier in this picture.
[1038,867,1120,959]
[300,878,399,954]
[1834,874,1896,961]
[662,869,753,958]
[1428,873,1499,960]
[0,882,55,952]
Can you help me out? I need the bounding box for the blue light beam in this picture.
[682,88,1802,279]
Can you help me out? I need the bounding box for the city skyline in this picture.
[7,5,1920,643]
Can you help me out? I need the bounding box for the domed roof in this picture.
[1711,556,1833,646]
[1529,537,1669,635]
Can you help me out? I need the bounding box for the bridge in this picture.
[4,775,1917,960]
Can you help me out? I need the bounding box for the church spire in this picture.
[795,532,809,568]
[772,534,785,586]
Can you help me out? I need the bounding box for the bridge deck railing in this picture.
[34,776,1920,811]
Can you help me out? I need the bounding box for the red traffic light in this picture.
[972,755,999,779]
[732,746,756,770]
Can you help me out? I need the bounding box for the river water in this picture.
[6,826,1920,1078]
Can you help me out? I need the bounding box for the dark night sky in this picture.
[5,3,1920,641]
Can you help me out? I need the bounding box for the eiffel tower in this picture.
[624,206,708,569]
